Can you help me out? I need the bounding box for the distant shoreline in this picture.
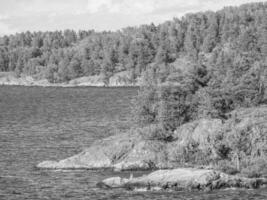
[0,72,140,88]
[0,84,140,88]
[0,82,139,88]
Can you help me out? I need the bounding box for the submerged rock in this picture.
[97,168,267,191]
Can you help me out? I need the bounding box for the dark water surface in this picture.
[0,86,266,200]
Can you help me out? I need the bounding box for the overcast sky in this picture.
[0,0,264,35]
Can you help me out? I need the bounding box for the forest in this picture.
[0,2,266,84]
[129,2,267,176]
[1,1,267,177]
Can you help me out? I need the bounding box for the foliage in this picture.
[0,2,265,84]
[137,124,173,141]
[163,107,267,177]
[0,2,267,175]
[176,107,267,176]
[157,84,195,131]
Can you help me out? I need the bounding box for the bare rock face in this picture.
[166,118,223,164]
[37,132,141,169]
[37,149,112,169]
[0,71,140,87]
[37,118,220,170]
[37,107,267,171]
[37,134,173,170]
[173,118,223,145]
[68,71,140,87]
[97,168,267,191]
[36,119,223,170]
[108,71,137,87]
[113,140,169,170]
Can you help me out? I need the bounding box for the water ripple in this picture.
[0,86,266,200]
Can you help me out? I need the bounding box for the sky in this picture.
[0,0,264,35]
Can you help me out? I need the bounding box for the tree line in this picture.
[129,2,267,176]
[1,2,266,176]
[131,2,267,129]
[0,2,266,84]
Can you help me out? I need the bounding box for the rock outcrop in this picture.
[37,131,142,169]
[98,168,267,191]
[68,75,106,87]
[37,118,222,170]
[0,72,52,86]
[69,71,141,87]
[109,71,138,87]
[37,106,267,173]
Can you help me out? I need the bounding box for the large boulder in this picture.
[98,168,267,191]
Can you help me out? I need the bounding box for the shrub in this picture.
[211,108,267,175]
[241,157,267,178]
[215,160,239,175]
[137,124,173,141]
[168,107,267,176]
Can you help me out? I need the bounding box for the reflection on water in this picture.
[0,86,266,200]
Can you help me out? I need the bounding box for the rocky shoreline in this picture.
[0,71,140,87]
[98,168,267,191]
[36,117,227,171]
[37,106,267,192]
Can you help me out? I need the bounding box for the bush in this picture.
[241,157,267,178]
[215,160,239,175]
[210,108,267,175]
[167,107,267,176]
[137,124,173,141]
